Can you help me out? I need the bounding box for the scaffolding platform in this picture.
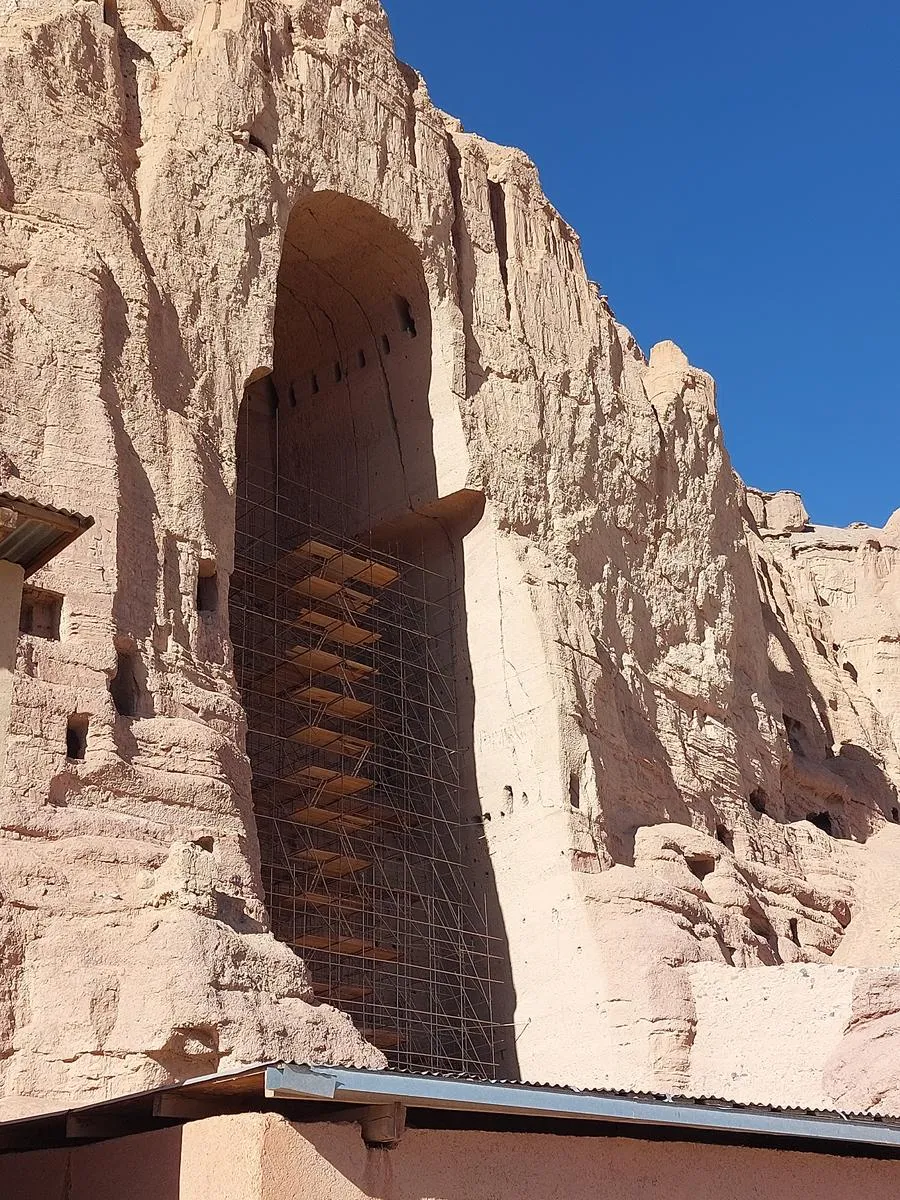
[292,847,372,878]
[289,686,373,721]
[232,464,503,1076]
[292,934,399,961]
[313,982,373,1002]
[292,609,380,647]
[363,1028,405,1051]
[289,574,376,614]
[287,724,373,758]
[287,805,377,834]
[282,765,373,797]
[287,647,375,683]
[285,539,399,590]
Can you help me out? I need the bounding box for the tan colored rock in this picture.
[746,487,810,535]
[0,0,898,1118]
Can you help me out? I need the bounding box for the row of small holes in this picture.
[288,302,417,408]
[297,337,391,406]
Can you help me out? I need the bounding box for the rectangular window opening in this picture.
[66,714,89,762]
[19,587,63,640]
[197,561,219,615]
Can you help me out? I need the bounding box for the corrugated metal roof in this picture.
[2,1061,899,1156]
[266,1064,900,1151]
[261,1063,900,1124]
[294,1064,897,1122]
[0,492,92,524]
[0,491,93,576]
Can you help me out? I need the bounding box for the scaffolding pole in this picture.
[230,458,503,1076]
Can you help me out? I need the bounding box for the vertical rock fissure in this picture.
[488,179,511,321]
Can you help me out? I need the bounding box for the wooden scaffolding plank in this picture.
[283,765,373,796]
[291,932,332,950]
[290,684,344,707]
[287,646,375,683]
[321,553,398,590]
[299,889,366,913]
[291,539,341,564]
[313,982,373,1002]
[290,575,343,604]
[288,724,373,757]
[290,574,376,614]
[293,847,372,877]
[326,694,374,720]
[362,1028,405,1050]
[294,609,380,647]
[289,685,374,722]
[293,935,399,961]
[288,806,375,834]
[269,893,365,919]
[288,647,343,673]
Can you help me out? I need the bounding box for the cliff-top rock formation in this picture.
[1,0,898,1118]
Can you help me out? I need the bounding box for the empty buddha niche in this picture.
[230,192,512,1076]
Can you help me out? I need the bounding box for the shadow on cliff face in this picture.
[757,557,899,842]
[228,191,517,1077]
[98,265,160,647]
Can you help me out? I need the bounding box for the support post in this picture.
[360,1102,406,1148]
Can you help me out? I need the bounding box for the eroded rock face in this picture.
[0,0,898,1115]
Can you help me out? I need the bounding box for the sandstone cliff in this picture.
[0,0,898,1116]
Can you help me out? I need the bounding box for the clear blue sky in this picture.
[384,0,899,527]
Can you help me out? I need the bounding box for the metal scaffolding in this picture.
[230,457,504,1076]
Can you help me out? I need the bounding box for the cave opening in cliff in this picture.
[229,191,510,1076]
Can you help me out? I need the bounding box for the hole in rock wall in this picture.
[394,294,417,337]
[66,715,88,761]
[842,661,858,683]
[110,650,141,717]
[715,824,734,851]
[19,587,62,640]
[569,773,581,809]
[789,917,799,945]
[685,853,715,882]
[197,560,219,614]
[807,811,834,836]
[229,191,513,1078]
[784,714,809,756]
[749,788,768,815]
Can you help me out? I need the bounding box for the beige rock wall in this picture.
[0,0,898,1116]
